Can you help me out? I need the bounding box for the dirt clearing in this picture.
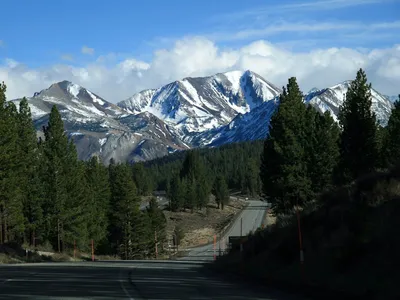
[164,196,247,249]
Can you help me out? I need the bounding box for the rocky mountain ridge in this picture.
[10,71,394,163]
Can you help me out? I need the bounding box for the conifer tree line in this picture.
[1,68,398,255]
[144,140,264,200]
[260,69,400,214]
[143,69,400,216]
[0,82,166,259]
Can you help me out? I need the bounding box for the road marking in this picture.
[1,279,10,284]
[119,268,135,300]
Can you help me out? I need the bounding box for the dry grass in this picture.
[164,197,246,249]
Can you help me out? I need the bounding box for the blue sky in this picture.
[1,0,399,67]
[0,0,399,101]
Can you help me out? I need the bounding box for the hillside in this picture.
[211,166,400,299]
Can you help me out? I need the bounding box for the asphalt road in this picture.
[0,261,306,299]
[181,200,269,261]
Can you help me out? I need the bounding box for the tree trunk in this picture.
[4,217,8,243]
[57,219,61,253]
[0,211,3,244]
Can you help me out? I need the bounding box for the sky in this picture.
[0,0,399,102]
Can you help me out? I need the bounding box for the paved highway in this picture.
[181,200,269,261]
[0,261,306,299]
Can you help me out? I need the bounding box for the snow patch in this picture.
[99,138,107,147]
[68,83,81,98]
[223,71,243,94]
[87,90,105,106]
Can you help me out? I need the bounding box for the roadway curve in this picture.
[181,200,269,261]
[139,197,169,211]
[0,261,305,299]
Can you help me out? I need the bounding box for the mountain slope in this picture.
[9,72,395,163]
[196,81,394,147]
[11,81,186,163]
[305,81,393,126]
[117,70,282,136]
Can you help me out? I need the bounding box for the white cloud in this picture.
[209,20,400,42]
[212,0,392,23]
[1,37,399,102]
[81,46,95,55]
[0,40,4,47]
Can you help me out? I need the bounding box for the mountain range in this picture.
[10,70,395,164]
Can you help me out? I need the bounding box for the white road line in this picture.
[119,268,135,300]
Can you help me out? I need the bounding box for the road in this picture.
[0,261,306,299]
[139,197,169,211]
[181,200,269,261]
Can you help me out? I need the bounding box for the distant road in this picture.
[0,261,305,299]
[181,199,269,261]
[139,196,169,211]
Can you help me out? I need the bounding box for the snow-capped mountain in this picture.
[192,98,280,147]
[9,71,396,163]
[117,70,282,137]
[11,81,186,163]
[305,81,393,126]
[192,81,394,148]
[13,80,125,121]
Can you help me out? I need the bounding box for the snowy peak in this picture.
[306,81,393,125]
[117,70,281,135]
[13,81,125,123]
[37,80,115,109]
[118,89,156,114]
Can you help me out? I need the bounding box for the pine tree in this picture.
[376,125,387,169]
[168,175,185,211]
[337,69,378,183]
[260,78,311,213]
[383,95,400,167]
[180,150,211,209]
[109,163,142,259]
[147,197,167,254]
[18,98,44,246]
[245,159,260,197]
[185,178,196,213]
[42,105,73,251]
[213,176,229,210]
[84,156,110,249]
[62,148,89,251]
[0,83,25,243]
[132,163,153,196]
[306,106,340,195]
[129,211,152,259]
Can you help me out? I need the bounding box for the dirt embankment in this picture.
[164,197,246,249]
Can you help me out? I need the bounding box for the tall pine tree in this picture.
[84,156,110,249]
[305,106,340,195]
[383,95,400,167]
[213,176,229,210]
[260,77,311,213]
[42,105,88,251]
[18,98,44,246]
[0,83,25,243]
[337,69,378,183]
[109,163,143,259]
